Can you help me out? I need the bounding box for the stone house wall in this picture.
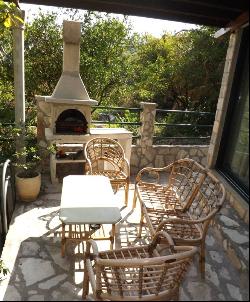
[206,30,249,224]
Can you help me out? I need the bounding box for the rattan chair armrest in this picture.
[97,250,195,267]
[155,209,220,232]
[149,231,175,253]
[173,245,199,256]
[85,159,93,174]
[156,208,219,232]
[194,208,219,222]
[155,216,209,233]
[135,163,173,183]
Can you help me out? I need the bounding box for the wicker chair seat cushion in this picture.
[98,245,159,260]
[90,170,128,182]
[137,183,184,213]
[137,183,202,242]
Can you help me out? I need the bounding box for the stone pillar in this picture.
[207,30,242,168]
[13,10,25,154]
[138,102,157,148]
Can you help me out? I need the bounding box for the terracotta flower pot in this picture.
[15,172,41,202]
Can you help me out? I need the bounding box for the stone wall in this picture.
[130,145,208,175]
[207,31,242,168]
[206,30,249,224]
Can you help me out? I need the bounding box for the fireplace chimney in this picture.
[46,20,97,105]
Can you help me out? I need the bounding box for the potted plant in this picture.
[14,144,55,202]
[14,145,42,202]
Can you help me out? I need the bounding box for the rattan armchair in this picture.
[84,137,130,206]
[82,231,197,301]
[133,159,226,278]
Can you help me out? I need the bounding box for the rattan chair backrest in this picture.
[167,159,206,208]
[187,170,226,220]
[85,137,126,173]
[167,159,225,218]
[91,234,197,300]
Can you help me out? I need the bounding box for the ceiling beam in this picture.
[215,11,249,38]
[174,0,248,12]
[227,11,249,31]
[18,0,248,27]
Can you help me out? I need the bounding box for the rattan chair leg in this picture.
[200,241,206,279]
[138,209,144,238]
[111,182,117,193]
[82,258,90,299]
[172,289,180,301]
[125,181,129,206]
[110,224,116,250]
[61,223,66,257]
[132,187,137,209]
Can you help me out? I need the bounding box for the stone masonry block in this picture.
[227,246,242,270]
[155,155,165,168]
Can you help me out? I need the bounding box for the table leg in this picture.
[61,223,66,257]
[110,224,116,250]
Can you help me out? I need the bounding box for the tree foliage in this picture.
[24,12,63,104]
[128,27,228,111]
[163,27,228,112]
[79,12,135,107]
[0,9,229,157]
[128,35,171,106]
[0,26,14,121]
[0,0,23,29]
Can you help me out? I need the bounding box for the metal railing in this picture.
[91,106,142,143]
[153,109,215,145]
[0,160,16,255]
[0,106,215,145]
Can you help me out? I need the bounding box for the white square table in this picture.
[59,175,122,256]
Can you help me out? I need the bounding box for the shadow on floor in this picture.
[0,175,249,301]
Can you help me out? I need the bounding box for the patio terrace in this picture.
[0,1,248,300]
[0,174,249,301]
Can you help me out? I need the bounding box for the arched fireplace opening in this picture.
[55,109,88,134]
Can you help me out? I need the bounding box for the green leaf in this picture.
[13,14,24,24]
[3,15,11,28]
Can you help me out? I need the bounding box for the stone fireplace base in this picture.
[45,127,132,184]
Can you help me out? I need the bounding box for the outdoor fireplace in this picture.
[36,20,132,184]
[55,109,88,134]
[36,20,98,137]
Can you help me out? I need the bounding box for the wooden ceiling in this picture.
[19,0,249,27]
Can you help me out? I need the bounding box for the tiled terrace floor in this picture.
[0,174,249,301]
